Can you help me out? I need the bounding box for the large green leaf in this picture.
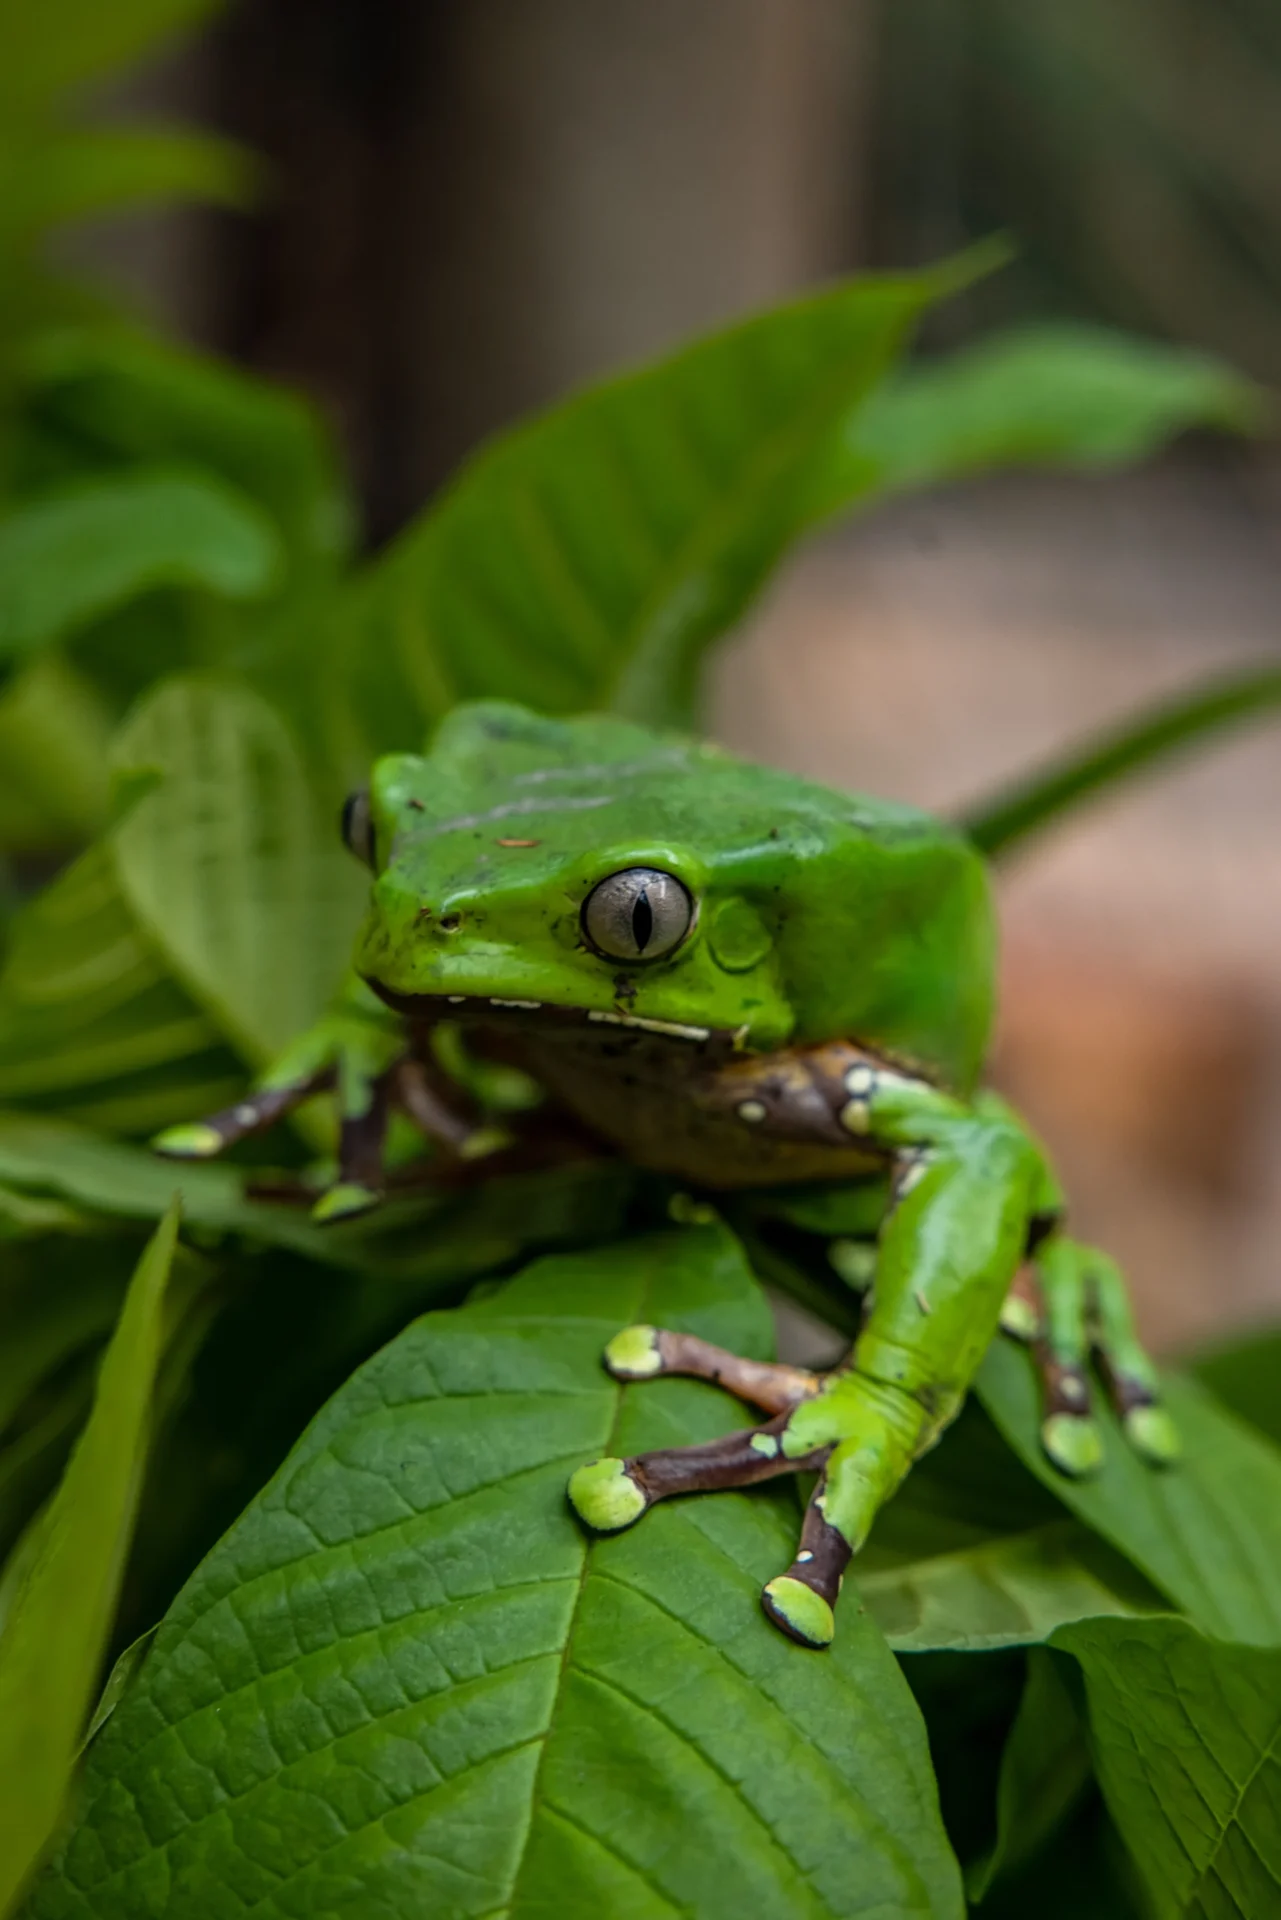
[978,1341,1281,1645]
[1054,1614,1281,1920]
[30,1226,964,1918]
[0,1204,178,1915]
[821,323,1266,506]
[326,265,961,759]
[0,476,282,662]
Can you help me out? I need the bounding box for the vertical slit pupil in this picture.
[631,888,654,952]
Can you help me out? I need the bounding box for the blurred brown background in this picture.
[97,0,1281,1356]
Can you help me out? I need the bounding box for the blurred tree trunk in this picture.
[205,0,867,540]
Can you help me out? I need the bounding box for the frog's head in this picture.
[347,701,995,1088]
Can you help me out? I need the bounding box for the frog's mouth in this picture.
[365,977,737,1048]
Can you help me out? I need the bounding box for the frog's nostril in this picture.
[438,913,463,933]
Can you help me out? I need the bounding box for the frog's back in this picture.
[404,702,996,1092]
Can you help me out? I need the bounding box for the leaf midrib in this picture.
[499,1275,652,1918]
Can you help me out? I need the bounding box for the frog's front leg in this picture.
[570,1057,1040,1648]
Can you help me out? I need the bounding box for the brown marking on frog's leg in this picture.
[1029,1236,1104,1477]
[153,1069,335,1159]
[602,1325,821,1413]
[761,1471,853,1649]
[568,1410,830,1533]
[696,1039,922,1153]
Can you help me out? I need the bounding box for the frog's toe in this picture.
[569,1458,648,1531]
[153,1121,226,1160]
[603,1325,664,1380]
[152,1075,327,1161]
[600,1325,822,1413]
[1124,1401,1180,1465]
[762,1577,835,1649]
[569,1413,823,1543]
[1041,1408,1105,1477]
[311,1181,383,1224]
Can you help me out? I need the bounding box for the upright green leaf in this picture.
[0,1203,179,1915]
[31,1226,963,1918]
[1055,1615,1281,1920]
[329,265,960,756]
[111,677,365,1063]
[978,1341,1281,1645]
[0,475,282,662]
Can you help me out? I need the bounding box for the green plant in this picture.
[3,12,1281,1918]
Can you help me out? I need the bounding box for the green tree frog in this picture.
[157,700,1177,1650]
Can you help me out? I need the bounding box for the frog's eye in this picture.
[582,868,694,962]
[341,788,375,868]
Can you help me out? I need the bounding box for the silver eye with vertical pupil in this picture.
[582,868,694,962]
[341,788,375,868]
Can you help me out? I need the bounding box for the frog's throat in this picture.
[365,977,746,1049]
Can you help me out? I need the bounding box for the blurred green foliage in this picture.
[2,4,1281,1914]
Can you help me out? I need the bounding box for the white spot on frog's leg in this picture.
[233,1105,259,1127]
[844,1064,876,1097]
[447,995,466,1004]
[750,1432,781,1457]
[490,998,542,1009]
[795,1549,814,1564]
[737,1099,767,1124]
[895,1152,930,1197]
[839,1098,871,1135]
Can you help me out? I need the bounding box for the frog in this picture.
[155,698,1178,1650]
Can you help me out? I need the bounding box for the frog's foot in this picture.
[1000,1238,1179,1475]
[570,1353,920,1650]
[568,1411,843,1644]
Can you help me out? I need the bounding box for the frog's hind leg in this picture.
[601,1325,822,1413]
[1002,1235,1179,1474]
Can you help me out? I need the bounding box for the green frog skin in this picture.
[156,700,1178,1649]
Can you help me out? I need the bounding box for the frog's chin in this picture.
[364,975,738,1048]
